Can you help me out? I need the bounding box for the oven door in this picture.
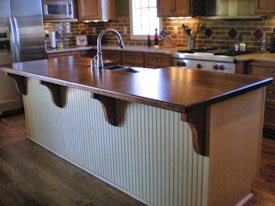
[43,0,73,19]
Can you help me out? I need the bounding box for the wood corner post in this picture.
[181,107,209,157]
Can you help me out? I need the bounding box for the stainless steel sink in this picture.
[105,65,140,73]
[114,67,139,73]
[104,65,125,70]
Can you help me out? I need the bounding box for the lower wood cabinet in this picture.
[48,49,173,69]
[247,61,275,136]
[47,50,91,59]
[47,51,80,59]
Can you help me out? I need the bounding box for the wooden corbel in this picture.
[7,73,27,95]
[91,93,118,126]
[181,107,209,157]
[40,81,67,108]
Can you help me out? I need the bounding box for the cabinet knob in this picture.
[197,64,202,69]
[268,90,274,94]
[157,59,161,62]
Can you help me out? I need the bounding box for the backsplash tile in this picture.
[253,28,264,40]
[228,28,238,39]
[204,28,213,39]
[44,17,275,51]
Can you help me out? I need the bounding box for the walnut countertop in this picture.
[0,56,272,114]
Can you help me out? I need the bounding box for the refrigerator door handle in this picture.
[13,17,20,62]
[8,17,16,62]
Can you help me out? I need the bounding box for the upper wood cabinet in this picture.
[157,0,205,17]
[255,0,275,15]
[78,0,117,21]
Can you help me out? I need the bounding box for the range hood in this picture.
[205,0,262,19]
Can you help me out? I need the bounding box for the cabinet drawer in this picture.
[47,51,80,59]
[144,53,172,68]
[122,52,144,67]
[264,103,275,129]
[249,62,275,78]
[103,50,121,63]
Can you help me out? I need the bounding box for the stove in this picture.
[172,50,253,73]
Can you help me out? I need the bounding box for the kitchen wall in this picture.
[44,7,275,51]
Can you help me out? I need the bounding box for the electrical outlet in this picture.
[123,26,127,34]
[92,27,96,34]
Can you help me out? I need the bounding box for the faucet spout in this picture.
[94,29,124,70]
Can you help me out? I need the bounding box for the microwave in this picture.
[43,0,74,20]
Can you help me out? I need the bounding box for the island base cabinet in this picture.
[23,78,265,206]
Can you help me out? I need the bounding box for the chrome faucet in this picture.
[92,28,124,69]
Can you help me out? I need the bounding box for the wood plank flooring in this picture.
[0,114,145,206]
[1,113,275,206]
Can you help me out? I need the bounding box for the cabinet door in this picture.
[78,0,102,20]
[174,0,190,16]
[255,0,275,15]
[157,0,173,17]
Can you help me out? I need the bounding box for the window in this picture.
[130,0,161,40]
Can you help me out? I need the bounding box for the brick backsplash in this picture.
[44,16,275,51]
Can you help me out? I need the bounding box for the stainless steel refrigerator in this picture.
[0,0,46,114]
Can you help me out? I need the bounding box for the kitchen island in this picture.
[0,56,273,206]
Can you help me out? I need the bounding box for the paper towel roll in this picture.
[49,31,56,48]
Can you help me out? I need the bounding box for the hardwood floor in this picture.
[248,138,275,206]
[0,114,145,206]
[1,113,275,206]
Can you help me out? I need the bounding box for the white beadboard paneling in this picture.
[24,78,209,206]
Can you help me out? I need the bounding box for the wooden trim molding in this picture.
[7,73,27,95]
[91,93,118,126]
[181,107,209,156]
[40,81,67,108]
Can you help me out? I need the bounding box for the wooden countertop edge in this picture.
[1,66,272,115]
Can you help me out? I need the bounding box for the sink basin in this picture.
[105,65,139,73]
[104,65,125,70]
[114,67,139,73]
